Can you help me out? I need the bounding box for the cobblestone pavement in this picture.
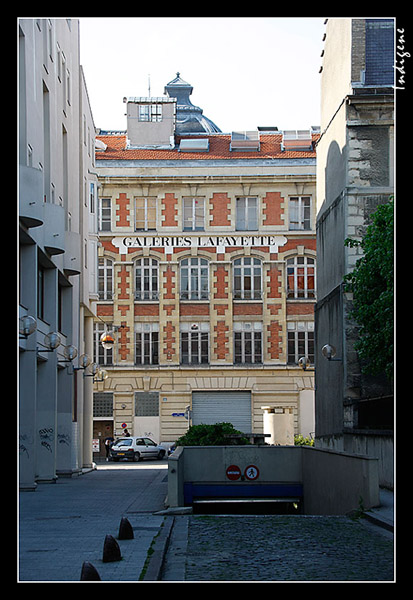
[183,515,394,582]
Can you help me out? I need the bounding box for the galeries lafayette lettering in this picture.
[112,235,287,254]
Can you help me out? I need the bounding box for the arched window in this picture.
[98,257,113,300]
[135,258,159,301]
[180,258,209,300]
[233,257,262,300]
[286,256,316,299]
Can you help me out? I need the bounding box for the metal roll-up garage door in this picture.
[192,391,251,433]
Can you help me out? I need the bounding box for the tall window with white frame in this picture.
[180,258,209,300]
[287,322,314,364]
[234,322,262,364]
[135,323,159,365]
[233,257,262,300]
[135,197,157,231]
[93,321,113,365]
[288,196,312,230]
[180,323,209,364]
[286,256,316,299]
[183,197,205,231]
[98,197,111,231]
[236,197,258,230]
[135,258,159,300]
[98,257,113,300]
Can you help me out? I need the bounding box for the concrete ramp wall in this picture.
[302,446,379,514]
[167,445,379,515]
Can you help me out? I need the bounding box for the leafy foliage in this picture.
[175,422,250,447]
[294,434,314,446]
[344,199,393,380]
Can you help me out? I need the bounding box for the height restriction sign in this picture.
[244,465,259,480]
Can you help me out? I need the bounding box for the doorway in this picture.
[93,420,114,458]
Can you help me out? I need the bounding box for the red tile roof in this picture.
[95,134,318,161]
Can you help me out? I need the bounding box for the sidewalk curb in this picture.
[364,513,394,532]
[142,517,175,581]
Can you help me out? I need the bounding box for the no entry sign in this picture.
[226,465,241,481]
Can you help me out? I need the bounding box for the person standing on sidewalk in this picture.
[104,436,114,461]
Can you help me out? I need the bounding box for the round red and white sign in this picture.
[226,465,241,481]
[244,465,259,480]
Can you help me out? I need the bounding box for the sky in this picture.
[79,17,326,133]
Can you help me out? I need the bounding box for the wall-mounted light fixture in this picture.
[95,368,108,383]
[83,362,108,383]
[40,332,62,352]
[19,315,62,354]
[63,344,78,362]
[59,349,93,375]
[19,315,109,384]
[19,315,37,338]
[100,331,115,350]
[298,356,315,371]
[321,344,342,362]
[76,354,92,371]
[83,362,98,378]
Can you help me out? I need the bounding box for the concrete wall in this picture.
[317,432,393,490]
[301,446,379,515]
[315,18,394,490]
[168,445,379,515]
[319,19,352,136]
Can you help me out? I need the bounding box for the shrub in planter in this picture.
[175,422,250,447]
[294,434,314,446]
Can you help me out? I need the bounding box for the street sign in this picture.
[226,465,241,481]
[121,423,127,429]
[244,465,259,480]
[172,412,185,417]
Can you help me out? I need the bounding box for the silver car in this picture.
[110,436,166,461]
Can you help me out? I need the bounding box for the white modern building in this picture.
[18,18,98,489]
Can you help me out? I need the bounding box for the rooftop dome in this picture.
[164,73,221,134]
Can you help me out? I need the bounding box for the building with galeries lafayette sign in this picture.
[92,74,318,454]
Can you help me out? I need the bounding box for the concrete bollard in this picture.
[102,534,122,562]
[118,517,134,540]
[80,561,101,580]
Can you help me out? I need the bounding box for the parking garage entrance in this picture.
[192,391,251,433]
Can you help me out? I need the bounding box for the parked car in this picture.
[110,436,167,461]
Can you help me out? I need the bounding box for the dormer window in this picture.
[138,104,162,122]
[230,131,260,152]
[282,130,313,151]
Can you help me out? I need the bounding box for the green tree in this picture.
[344,198,393,381]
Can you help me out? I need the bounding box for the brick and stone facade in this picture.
[91,82,318,448]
